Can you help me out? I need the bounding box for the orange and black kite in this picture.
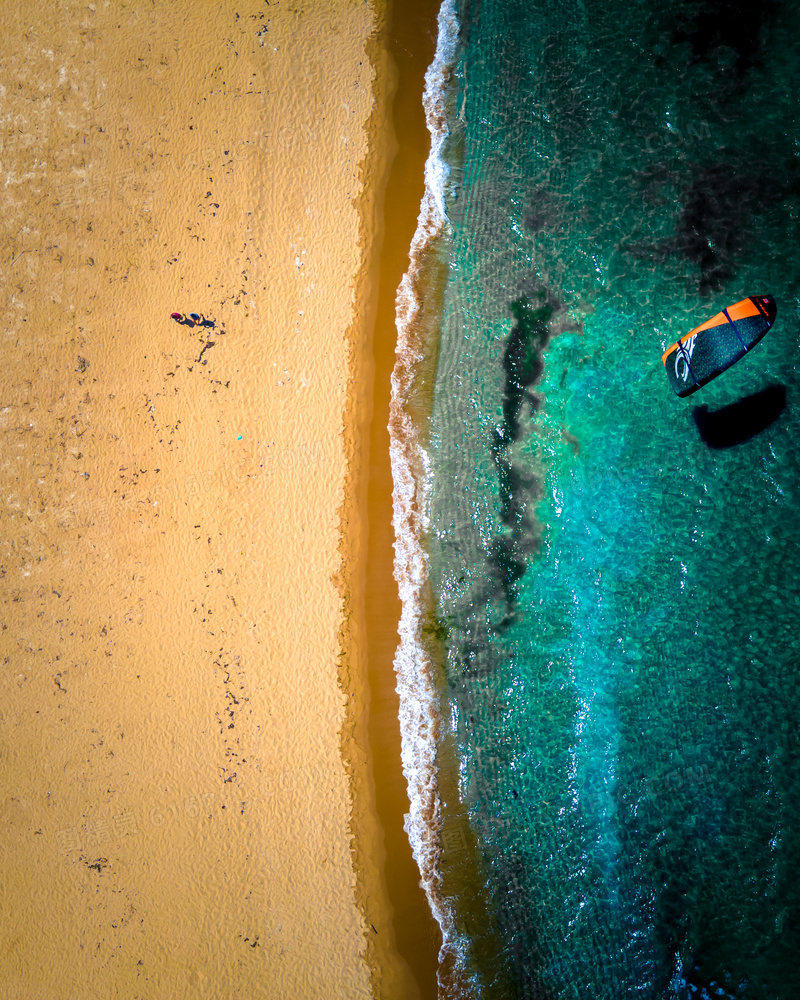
[662,295,776,397]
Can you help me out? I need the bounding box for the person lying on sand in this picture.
[171,311,214,328]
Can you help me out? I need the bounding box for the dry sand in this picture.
[0,1,429,996]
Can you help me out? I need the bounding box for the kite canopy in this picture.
[662,295,777,397]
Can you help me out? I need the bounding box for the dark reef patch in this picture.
[498,294,555,443]
[524,186,562,235]
[487,289,564,620]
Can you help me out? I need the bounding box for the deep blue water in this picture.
[413,0,800,995]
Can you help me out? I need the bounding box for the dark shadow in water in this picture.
[671,0,776,77]
[627,162,778,295]
[692,383,786,448]
[674,164,775,295]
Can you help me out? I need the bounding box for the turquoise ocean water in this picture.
[391,0,800,997]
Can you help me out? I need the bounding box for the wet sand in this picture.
[0,1,430,996]
[360,1,446,995]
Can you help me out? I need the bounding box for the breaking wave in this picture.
[388,0,464,989]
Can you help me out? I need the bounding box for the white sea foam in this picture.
[388,0,465,987]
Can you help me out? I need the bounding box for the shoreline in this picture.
[387,0,460,985]
[385,2,519,995]
[359,1,447,997]
[334,2,433,995]
[337,1,451,996]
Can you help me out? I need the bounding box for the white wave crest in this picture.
[388,0,463,987]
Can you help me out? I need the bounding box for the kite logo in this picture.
[675,334,697,381]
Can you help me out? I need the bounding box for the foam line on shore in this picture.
[388,0,465,986]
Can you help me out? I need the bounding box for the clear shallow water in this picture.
[392,0,800,996]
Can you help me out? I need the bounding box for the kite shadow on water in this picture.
[692,383,787,448]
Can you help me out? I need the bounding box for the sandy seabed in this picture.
[0,1,427,997]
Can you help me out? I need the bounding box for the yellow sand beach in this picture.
[0,1,438,996]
